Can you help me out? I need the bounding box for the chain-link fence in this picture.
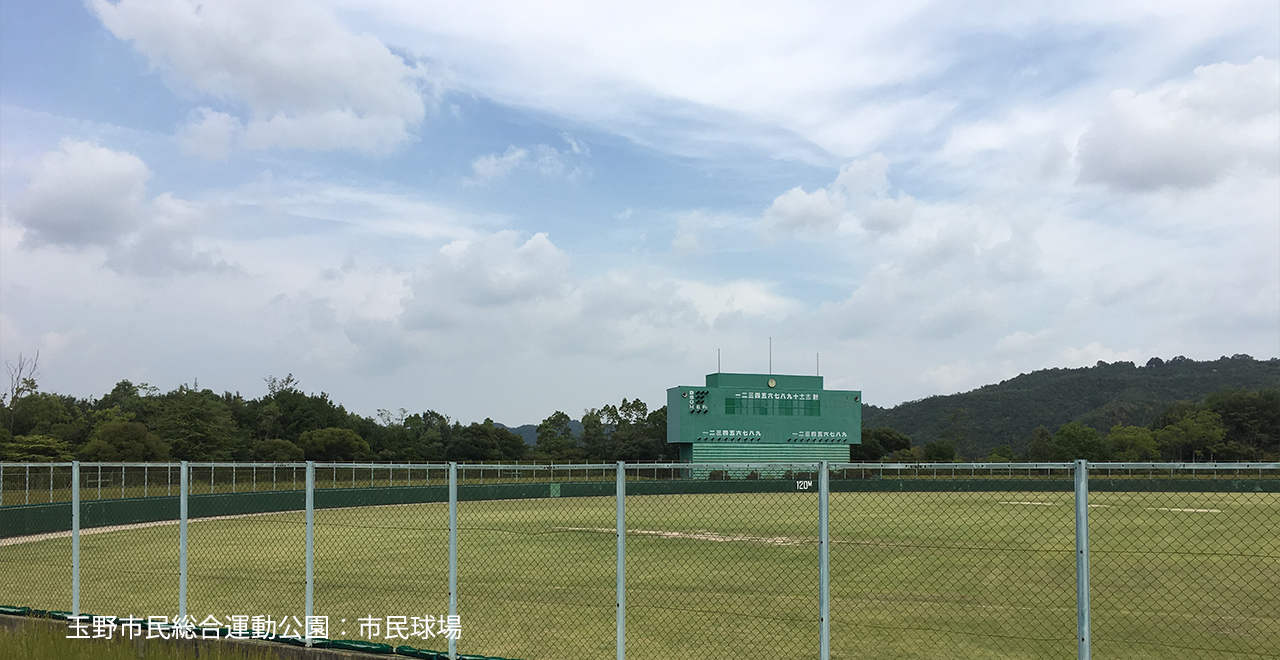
[1,461,1277,659]
[829,464,1079,659]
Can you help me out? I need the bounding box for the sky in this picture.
[1,0,1277,426]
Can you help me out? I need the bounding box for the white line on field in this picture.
[999,502,1114,508]
[0,499,454,548]
[555,527,812,546]
[1144,507,1221,513]
[0,510,297,547]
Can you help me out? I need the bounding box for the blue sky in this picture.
[2,0,1277,425]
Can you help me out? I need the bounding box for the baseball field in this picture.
[2,488,1276,659]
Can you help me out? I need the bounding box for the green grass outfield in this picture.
[2,490,1277,659]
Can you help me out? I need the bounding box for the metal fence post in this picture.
[179,461,188,621]
[1074,459,1091,660]
[71,461,80,616]
[449,462,458,660]
[819,460,830,660]
[305,461,315,647]
[616,461,626,660]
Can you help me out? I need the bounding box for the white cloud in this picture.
[347,0,1277,164]
[7,140,227,276]
[920,359,979,394]
[763,154,917,236]
[422,231,568,310]
[386,230,803,368]
[673,281,799,325]
[1076,57,1280,191]
[177,108,241,160]
[994,329,1055,354]
[467,139,589,184]
[91,0,431,153]
[561,133,589,156]
[10,139,149,247]
[762,185,847,234]
[467,147,528,184]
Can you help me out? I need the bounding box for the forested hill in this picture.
[862,355,1280,456]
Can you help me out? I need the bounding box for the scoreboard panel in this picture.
[667,372,861,462]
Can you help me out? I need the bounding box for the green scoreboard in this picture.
[667,372,862,462]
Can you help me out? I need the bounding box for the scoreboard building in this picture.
[667,372,862,462]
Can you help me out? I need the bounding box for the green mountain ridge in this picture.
[862,355,1280,456]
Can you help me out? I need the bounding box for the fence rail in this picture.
[1,461,1277,660]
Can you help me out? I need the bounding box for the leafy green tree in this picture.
[575,400,672,462]
[4,352,40,435]
[298,427,370,461]
[986,445,1015,462]
[534,411,585,461]
[258,381,351,446]
[153,387,245,460]
[1205,388,1280,458]
[1024,426,1055,461]
[252,438,305,461]
[1153,408,1227,461]
[442,419,524,461]
[445,422,496,462]
[922,440,956,461]
[1105,424,1158,461]
[95,380,161,426]
[256,402,283,441]
[9,392,75,438]
[78,421,170,461]
[872,427,912,453]
[1150,401,1200,433]
[580,409,611,460]
[1052,421,1110,461]
[611,401,669,462]
[491,420,528,461]
[401,411,448,461]
[849,427,911,457]
[0,434,73,461]
[851,431,885,461]
[853,427,912,461]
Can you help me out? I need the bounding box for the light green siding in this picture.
[687,443,851,463]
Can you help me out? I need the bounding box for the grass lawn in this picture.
[2,489,1276,659]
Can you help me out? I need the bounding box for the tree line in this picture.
[0,365,676,463]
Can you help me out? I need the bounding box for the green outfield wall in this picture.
[3,476,1274,539]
